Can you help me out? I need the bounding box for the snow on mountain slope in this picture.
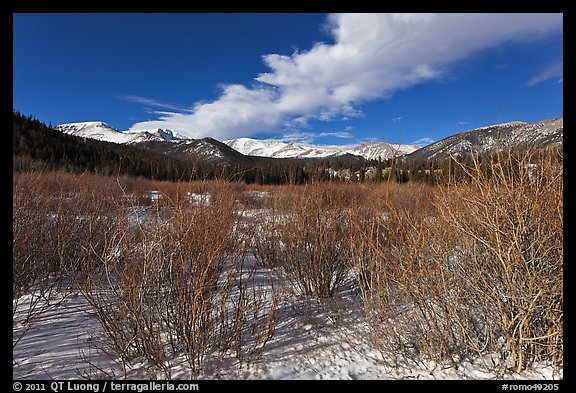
[224,138,293,158]
[55,122,186,145]
[224,138,419,160]
[349,142,419,160]
[55,122,135,144]
[55,122,418,160]
[55,117,560,163]
[407,118,563,160]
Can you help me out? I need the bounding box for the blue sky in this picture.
[13,13,563,146]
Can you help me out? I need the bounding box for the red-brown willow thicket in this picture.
[345,149,562,374]
[13,147,562,376]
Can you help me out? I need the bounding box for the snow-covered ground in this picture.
[13,191,562,381]
[13,260,561,381]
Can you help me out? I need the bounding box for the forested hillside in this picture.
[13,111,562,186]
[13,111,196,180]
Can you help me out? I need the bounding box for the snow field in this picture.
[13,269,561,380]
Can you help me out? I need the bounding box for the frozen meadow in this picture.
[14,157,563,382]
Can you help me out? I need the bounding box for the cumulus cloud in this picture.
[129,13,562,139]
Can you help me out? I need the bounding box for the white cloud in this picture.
[129,13,562,139]
[526,59,563,86]
[130,85,284,140]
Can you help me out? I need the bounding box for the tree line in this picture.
[13,111,560,186]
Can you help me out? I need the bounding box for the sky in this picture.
[13,13,563,147]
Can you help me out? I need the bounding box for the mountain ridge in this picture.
[55,122,420,161]
[55,117,563,164]
[405,117,563,161]
[223,138,419,160]
[55,122,187,145]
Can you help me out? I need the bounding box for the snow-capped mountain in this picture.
[55,118,561,164]
[224,138,419,160]
[348,142,419,160]
[55,122,186,144]
[54,122,419,161]
[406,118,563,160]
[224,138,295,158]
[54,122,254,163]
